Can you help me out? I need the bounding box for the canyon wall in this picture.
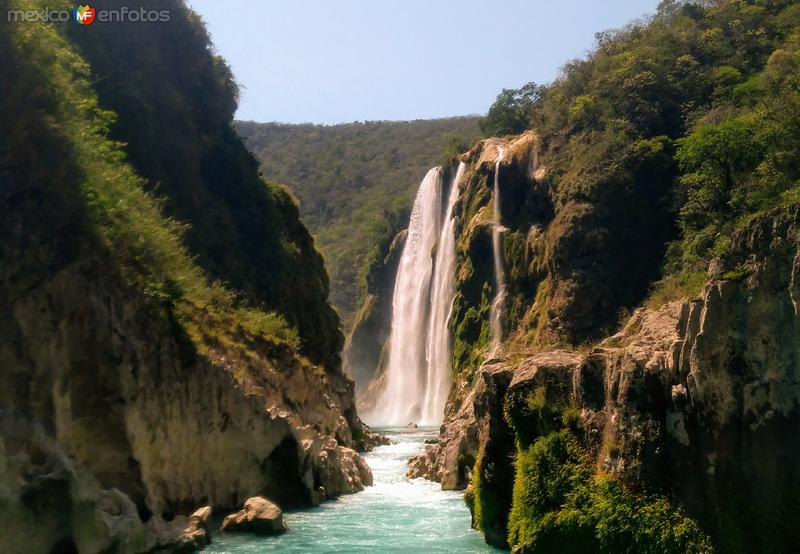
[411,187,800,551]
[0,1,370,552]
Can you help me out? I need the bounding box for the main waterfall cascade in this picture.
[371,163,466,426]
[489,146,507,356]
[422,162,466,424]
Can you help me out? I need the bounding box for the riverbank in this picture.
[205,427,496,553]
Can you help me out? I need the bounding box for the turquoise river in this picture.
[205,427,498,553]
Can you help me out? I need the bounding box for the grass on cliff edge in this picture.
[8,2,299,355]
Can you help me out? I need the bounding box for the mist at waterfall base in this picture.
[367,163,466,426]
[205,428,497,553]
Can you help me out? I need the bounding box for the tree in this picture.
[675,117,764,229]
[480,82,545,137]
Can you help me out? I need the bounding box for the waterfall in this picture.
[422,162,466,424]
[371,163,465,426]
[489,147,506,356]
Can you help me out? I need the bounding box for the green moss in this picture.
[722,264,747,281]
[646,270,707,309]
[471,439,515,548]
[501,385,711,553]
[471,444,495,534]
[508,431,713,554]
[451,286,492,378]
[505,385,570,449]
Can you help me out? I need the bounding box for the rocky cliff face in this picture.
[0,260,370,516]
[411,203,800,552]
[0,3,370,552]
[356,128,673,410]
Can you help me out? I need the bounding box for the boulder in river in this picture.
[221,497,288,535]
[405,422,418,428]
[173,506,212,552]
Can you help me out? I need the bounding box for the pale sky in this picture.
[187,0,659,124]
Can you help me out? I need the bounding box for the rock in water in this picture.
[174,506,212,552]
[405,422,418,429]
[221,497,287,535]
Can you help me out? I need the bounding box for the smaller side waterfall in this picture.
[489,146,506,356]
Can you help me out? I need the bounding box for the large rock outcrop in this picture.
[0,415,154,554]
[414,204,800,552]
[0,4,372,552]
[0,234,372,545]
[361,128,673,401]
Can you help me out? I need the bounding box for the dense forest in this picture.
[236,118,481,325]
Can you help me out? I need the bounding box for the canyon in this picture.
[3,0,800,552]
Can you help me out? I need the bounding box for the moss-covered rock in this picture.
[508,431,712,554]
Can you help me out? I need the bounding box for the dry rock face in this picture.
[0,415,154,554]
[416,205,800,551]
[175,507,213,552]
[0,240,372,551]
[221,497,287,535]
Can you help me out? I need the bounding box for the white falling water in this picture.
[371,164,465,426]
[489,147,506,357]
[422,162,466,424]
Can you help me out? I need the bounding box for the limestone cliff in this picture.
[357,128,673,409]
[411,203,800,552]
[0,2,370,552]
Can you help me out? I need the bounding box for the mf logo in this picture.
[73,4,95,25]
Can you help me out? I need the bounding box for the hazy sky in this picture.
[187,0,659,124]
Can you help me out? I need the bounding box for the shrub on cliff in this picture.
[507,431,713,554]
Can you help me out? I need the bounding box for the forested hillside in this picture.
[236,117,481,325]
[479,0,800,336]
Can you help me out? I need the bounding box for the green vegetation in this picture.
[451,286,493,379]
[236,118,481,326]
[481,82,545,137]
[480,0,800,307]
[2,0,307,368]
[462,3,800,551]
[62,0,340,366]
[507,431,712,554]
[499,388,712,553]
